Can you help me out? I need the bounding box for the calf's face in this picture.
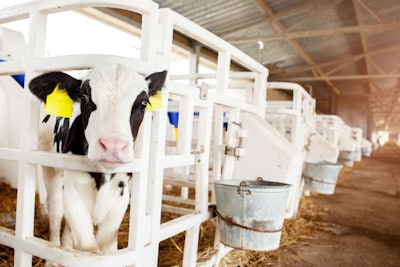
[29,63,167,168]
[83,64,152,166]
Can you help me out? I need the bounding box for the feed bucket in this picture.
[338,150,358,166]
[214,179,291,251]
[362,146,372,157]
[303,162,342,194]
[337,159,354,167]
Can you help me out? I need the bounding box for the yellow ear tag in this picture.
[146,91,163,111]
[44,84,73,118]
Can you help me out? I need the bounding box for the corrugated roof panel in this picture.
[151,0,400,131]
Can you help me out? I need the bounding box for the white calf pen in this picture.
[0,1,308,266]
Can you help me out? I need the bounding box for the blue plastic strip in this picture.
[0,59,25,87]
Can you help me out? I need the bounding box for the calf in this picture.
[29,63,167,252]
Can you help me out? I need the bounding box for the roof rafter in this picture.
[252,0,340,94]
[274,73,400,81]
[356,0,384,23]
[274,44,400,76]
[218,0,344,37]
[353,0,373,95]
[228,22,400,44]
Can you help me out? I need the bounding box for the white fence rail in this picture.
[0,1,308,266]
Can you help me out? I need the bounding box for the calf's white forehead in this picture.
[87,63,148,100]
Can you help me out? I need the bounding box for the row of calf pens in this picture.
[0,0,374,266]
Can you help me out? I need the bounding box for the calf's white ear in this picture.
[145,70,167,96]
[28,72,82,103]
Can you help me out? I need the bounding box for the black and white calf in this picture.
[29,63,167,252]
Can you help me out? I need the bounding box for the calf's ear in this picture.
[28,72,82,102]
[145,70,167,96]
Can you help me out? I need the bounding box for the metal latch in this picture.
[224,146,245,158]
[194,145,205,164]
[199,83,208,99]
[224,124,247,159]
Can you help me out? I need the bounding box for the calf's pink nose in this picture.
[99,137,129,154]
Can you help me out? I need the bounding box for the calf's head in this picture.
[29,63,167,168]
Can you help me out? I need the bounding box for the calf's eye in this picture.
[140,100,148,111]
[80,94,90,104]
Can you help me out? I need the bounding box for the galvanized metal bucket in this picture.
[338,150,358,166]
[303,162,342,194]
[362,146,372,157]
[214,178,291,251]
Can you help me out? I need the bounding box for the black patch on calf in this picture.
[130,91,148,139]
[79,80,97,130]
[128,70,167,139]
[58,80,95,155]
[42,115,51,123]
[90,172,106,190]
[118,181,126,196]
[63,115,87,155]
[54,117,70,153]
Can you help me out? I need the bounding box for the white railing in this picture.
[265,82,315,151]
[316,114,342,148]
[316,115,363,166]
[0,1,161,266]
[0,1,308,266]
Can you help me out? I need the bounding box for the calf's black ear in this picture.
[28,72,82,102]
[145,70,167,96]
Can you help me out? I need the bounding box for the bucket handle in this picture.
[304,175,337,185]
[237,181,251,196]
[237,178,263,196]
[215,209,283,233]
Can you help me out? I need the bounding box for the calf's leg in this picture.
[62,171,99,252]
[42,166,64,246]
[94,173,130,252]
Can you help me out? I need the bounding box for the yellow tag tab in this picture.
[146,91,163,111]
[44,84,73,118]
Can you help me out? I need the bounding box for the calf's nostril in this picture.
[99,137,129,153]
[99,138,107,151]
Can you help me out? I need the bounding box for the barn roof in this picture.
[151,0,400,135]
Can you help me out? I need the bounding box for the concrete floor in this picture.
[280,143,400,266]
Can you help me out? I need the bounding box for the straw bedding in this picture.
[0,182,324,266]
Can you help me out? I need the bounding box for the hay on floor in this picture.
[0,182,325,266]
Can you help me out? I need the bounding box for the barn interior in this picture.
[88,0,400,142]
[0,0,399,266]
